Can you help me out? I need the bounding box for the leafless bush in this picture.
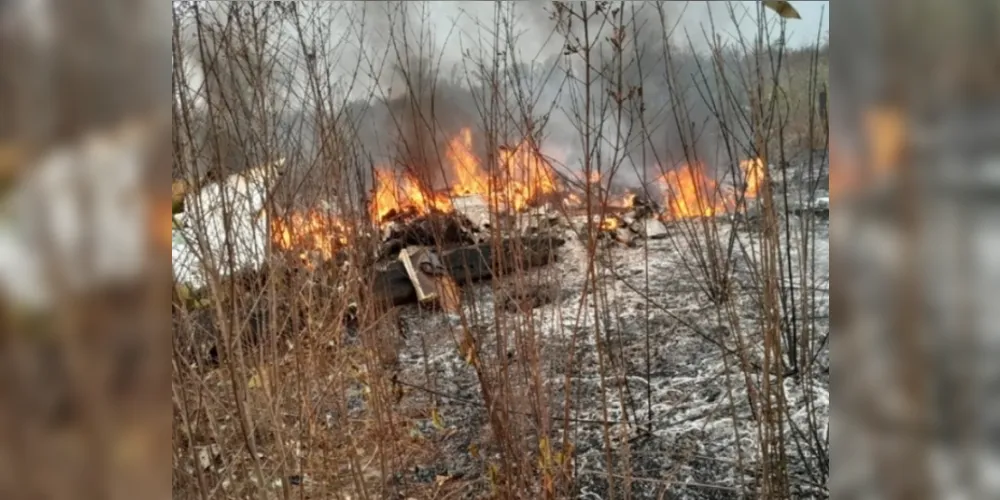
[172,2,829,498]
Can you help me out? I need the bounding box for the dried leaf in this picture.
[248,369,268,389]
[538,437,552,469]
[460,334,477,365]
[542,473,554,495]
[558,441,575,467]
[172,180,188,214]
[762,1,801,19]
[431,408,445,430]
[486,463,500,492]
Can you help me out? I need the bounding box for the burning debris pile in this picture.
[255,124,785,316]
[173,141,826,372]
[657,158,764,220]
[584,158,768,247]
[591,193,668,247]
[270,208,354,265]
[263,128,577,312]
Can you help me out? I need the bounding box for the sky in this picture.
[770,1,829,47]
[668,1,830,50]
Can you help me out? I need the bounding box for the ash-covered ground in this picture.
[356,213,830,499]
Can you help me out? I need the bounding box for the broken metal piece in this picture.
[631,218,668,239]
[398,246,462,313]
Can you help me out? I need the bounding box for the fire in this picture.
[370,168,453,223]
[865,106,905,177]
[600,217,620,231]
[447,128,491,197]
[365,126,770,230]
[657,163,725,219]
[369,128,561,224]
[619,192,638,208]
[496,139,559,211]
[653,158,766,220]
[561,171,603,209]
[740,158,764,197]
[270,210,350,262]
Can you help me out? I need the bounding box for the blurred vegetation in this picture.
[768,43,830,152]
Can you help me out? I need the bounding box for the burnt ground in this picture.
[338,214,831,499]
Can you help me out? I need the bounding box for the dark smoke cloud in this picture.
[342,1,751,193]
[179,2,762,205]
[519,1,752,188]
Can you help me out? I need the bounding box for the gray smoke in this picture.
[337,1,752,193]
[177,1,761,204]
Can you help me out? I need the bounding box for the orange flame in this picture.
[657,163,725,219]
[740,158,764,197]
[270,210,349,263]
[619,192,638,208]
[600,217,620,231]
[446,128,491,197]
[496,139,559,211]
[370,168,453,223]
[368,128,562,225]
[654,159,765,220]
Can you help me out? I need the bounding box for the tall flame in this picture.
[658,164,725,219]
[446,128,491,197]
[369,128,561,225]
[370,168,453,223]
[496,139,559,211]
[740,158,764,197]
[653,158,766,221]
